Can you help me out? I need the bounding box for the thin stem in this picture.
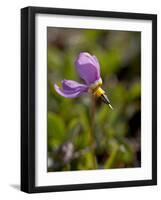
[89,95,98,169]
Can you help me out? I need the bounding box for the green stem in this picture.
[89,95,98,169]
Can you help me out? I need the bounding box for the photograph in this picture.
[47,27,141,172]
[21,7,156,193]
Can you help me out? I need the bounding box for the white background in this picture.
[0,0,160,199]
[36,14,152,186]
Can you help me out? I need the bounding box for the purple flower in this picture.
[54,80,88,98]
[54,52,102,97]
[54,52,113,109]
[75,52,100,85]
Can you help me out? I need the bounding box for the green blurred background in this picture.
[47,27,141,172]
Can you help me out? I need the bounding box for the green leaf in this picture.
[77,152,94,170]
[129,81,141,100]
[47,112,66,147]
[104,145,119,169]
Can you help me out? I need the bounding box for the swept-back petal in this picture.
[54,80,88,98]
[62,80,88,91]
[75,52,100,85]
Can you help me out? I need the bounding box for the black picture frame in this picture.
[21,6,157,193]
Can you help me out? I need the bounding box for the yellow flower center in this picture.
[93,87,105,97]
[88,78,105,97]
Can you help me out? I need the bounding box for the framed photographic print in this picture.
[21,6,157,193]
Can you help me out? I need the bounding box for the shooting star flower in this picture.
[54,52,113,109]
